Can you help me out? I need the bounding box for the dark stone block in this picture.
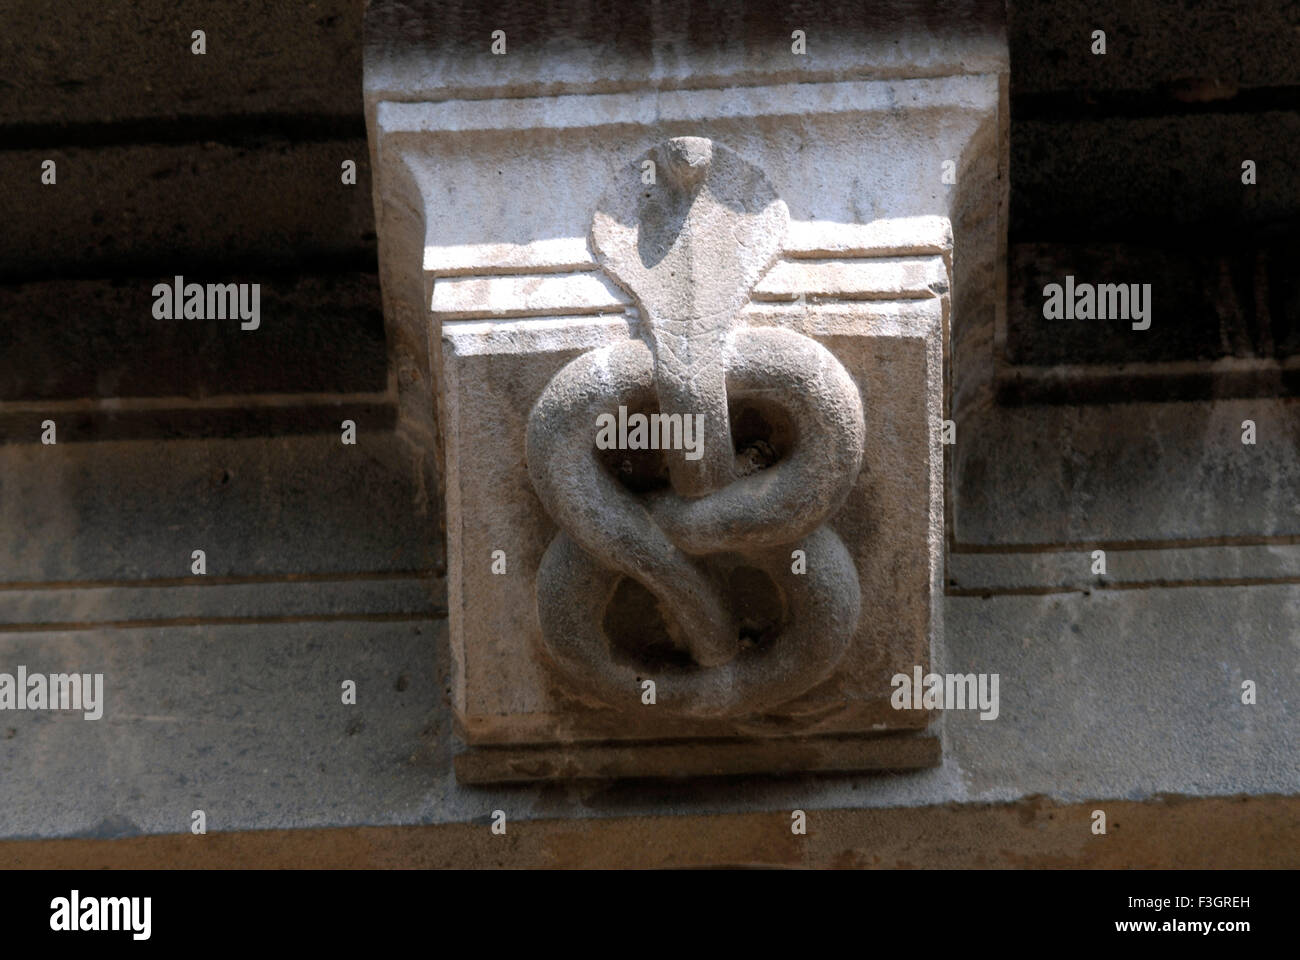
[1011,113,1300,241]
[0,0,365,126]
[0,273,387,401]
[1009,0,1300,95]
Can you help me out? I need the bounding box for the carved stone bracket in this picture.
[363,1,1008,782]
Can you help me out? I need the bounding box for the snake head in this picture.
[660,136,713,193]
[590,136,788,328]
[589,138,791,497]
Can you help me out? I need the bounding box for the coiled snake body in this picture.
[527,138,866,718]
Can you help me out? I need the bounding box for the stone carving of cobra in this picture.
[526,137,866,718]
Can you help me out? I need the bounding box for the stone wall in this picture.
[0,0,1296,868]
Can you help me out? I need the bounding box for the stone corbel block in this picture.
[364,1,1008,782]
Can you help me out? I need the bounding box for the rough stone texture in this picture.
[442,296,943,764]
[955,397,1300,547]
[527,335,866,713]
[0,142,375,282]
[0,433,441,585]
[2,583,1295,839]
[0,622,442,840]
[0,274,387,402]
[1008,0,1300,95]
[1007,241,1299,369]
[1010,114,1300,242]
[960,105,1300,549]
[364,0,1008,104]
[366,45,1007,491]
[588,137,792,494]
[971,171,1298,552]
[0,0,366,126]
[518,138,870,723]
[0,1,385,422]
[3,0,1290,867]
[4,793,1298,868]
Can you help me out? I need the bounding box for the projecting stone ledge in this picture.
[454,735,943,785]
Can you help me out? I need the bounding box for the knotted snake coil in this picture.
[527,138,865,718]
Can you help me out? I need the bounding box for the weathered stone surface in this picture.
[1009,0,1300,95]
[0,577,439,628]
[0,0,365,126]
[1010,113,1300,241]
[443,294,944,755]
[368,71,1006,469]
[0,621,442,840]
[364,0,1008,105]
[588,137,792,493]
[2,582,1295,838]
[517,137,867,722]
[1005,240,1300,370]
[0,433,441,585]
[528,337,865,705]
[2,0,1292,869]
[0,141,374,282]
[0,401,396,445]
[0,274,387,402]
[456,734,941,784]
[6,793,1299,868]
[756,258,949,301]
[948,542,1300,594]
[954,398,1300,546]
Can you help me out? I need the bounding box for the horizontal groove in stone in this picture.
[432,249,949,320]
[0,570,443,592]
[423,218,951,280]
[996,367,1300,406]
[429,270,948,320]
[1005,239,1300,370]
[440,300,943,354]
[455,734,941,784]
[0,611,443,633]
[0,577,448,628]
[378,75,997,134]
[947,543,1300,594]
[0,113,369,152]
[1013,84,1300,122]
